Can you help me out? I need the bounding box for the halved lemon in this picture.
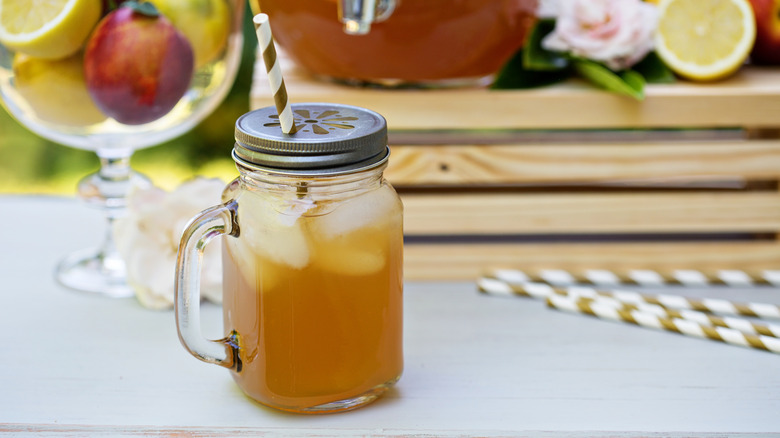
[0,0,101,59]
[14,52,107,127]
[655,0,756,81]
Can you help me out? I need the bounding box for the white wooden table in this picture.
[1,195,779,437]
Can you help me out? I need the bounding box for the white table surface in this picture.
[1,195,779,437]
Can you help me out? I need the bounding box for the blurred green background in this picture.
[0,6,258,194]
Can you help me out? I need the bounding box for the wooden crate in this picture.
[251,58,780,280]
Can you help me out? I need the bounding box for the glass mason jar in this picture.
[175,103,404,414]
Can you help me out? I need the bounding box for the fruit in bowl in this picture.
[101,0,128,13]
[151,0,231,69]
[84,2,194,125]
[747,0,780,65]
[13,52,108,127]
[0,0,101,59]
[1,0,230,127]
[0,0,243,296]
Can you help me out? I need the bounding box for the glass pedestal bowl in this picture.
[0,0,245,297]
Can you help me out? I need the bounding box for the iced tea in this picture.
[252,0,536,84]
[221,177,403,412]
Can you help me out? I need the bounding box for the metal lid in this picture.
[233,103,388,175]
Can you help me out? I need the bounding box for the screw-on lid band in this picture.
[234,103,388,174]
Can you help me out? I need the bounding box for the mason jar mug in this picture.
[175,103,403,413]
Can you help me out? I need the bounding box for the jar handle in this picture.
[175,201,238,369]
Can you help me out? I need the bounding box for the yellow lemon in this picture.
[149,0,231,69]
[13,52,107,127]
[0,0,101,59]
[655,0,756,81]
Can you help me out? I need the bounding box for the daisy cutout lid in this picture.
[234,103,388,175]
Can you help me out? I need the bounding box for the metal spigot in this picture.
[339,0,397,35]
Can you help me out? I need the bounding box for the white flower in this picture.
[114,177,225,310]
[541,0,657,71]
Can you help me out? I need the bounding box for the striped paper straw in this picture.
[580,295,780,338]
[486,268,780,287]
[478,277,780,320]
[546,295,780,354]
[254,14,296,134]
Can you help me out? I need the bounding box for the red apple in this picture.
[84,2,194,125]
[101,0,128,15]
[749,0,780,65]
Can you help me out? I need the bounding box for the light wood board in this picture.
[405,241,780,280]
[386,140,780,185]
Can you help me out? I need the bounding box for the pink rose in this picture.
[541,0,657,70]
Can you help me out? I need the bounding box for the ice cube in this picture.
[236,191,311,269]
[315,185,399,238]
[225,237,282,293]
[315,242,386,276]
[276,196,315,227]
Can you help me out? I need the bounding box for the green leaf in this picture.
[523,19,569,71]
[622,70,646,96]
[573,59,645,100]
[492,50,572,90]
[632,52,676,84]
[125,1,160,17]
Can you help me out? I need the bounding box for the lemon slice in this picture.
[0,0,101,59]
[655,0,756,81]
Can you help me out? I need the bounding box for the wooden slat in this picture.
[404,242,780,280]
[386,141,780,185]
[402,192,780,234]
[251,55,780,130]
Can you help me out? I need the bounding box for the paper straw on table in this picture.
[486,268,780,287]
[254,13,296,134]
[546,295,780,354]
[579,295,780,338]
[478,277,780,320]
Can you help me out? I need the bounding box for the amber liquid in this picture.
[252,0,536,83]
[222,190,403,413]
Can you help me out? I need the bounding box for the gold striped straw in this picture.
[480,277,770,335]
[546,295,780,355]
[579,295,780,338]
[254,14,296,134]
[485,267,780,287]
[479,275,780,320]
